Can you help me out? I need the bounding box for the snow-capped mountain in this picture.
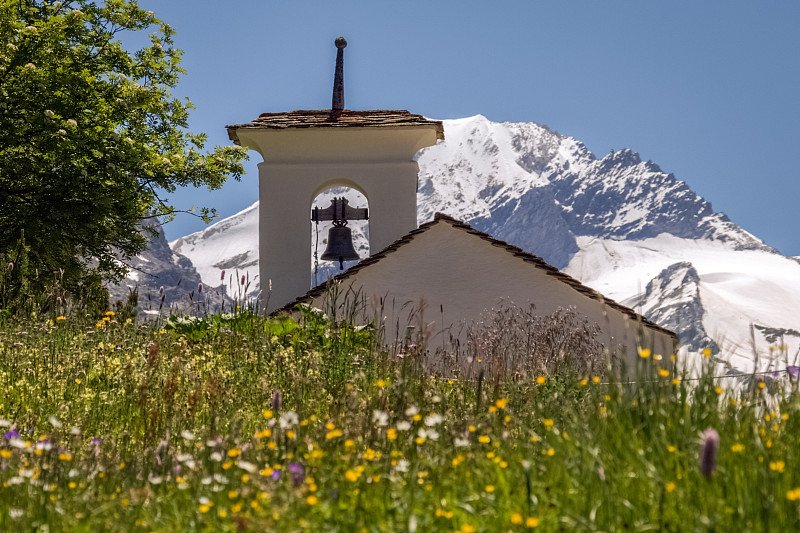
[166,115,800,371]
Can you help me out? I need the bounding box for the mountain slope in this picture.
[167,115,800,371]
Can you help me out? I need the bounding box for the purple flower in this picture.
[91,438,102,444]
[271,389,282,411]
[271,469,281,480]
[3,430,19,440]
[788,366,799,378]
[700,427,719,479]
[220,270,226,281]
[241,275,246,286]
[288,463,304,485]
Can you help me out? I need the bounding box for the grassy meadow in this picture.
[0,303,799,532]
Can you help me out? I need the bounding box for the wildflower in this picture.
[264,389,283,410]
[536,376,546,384]
[424,413,443,426]
[495,398,509,409]
[0,450,11,458]
[4,429,20,440]
[787,488,800,501]
[306,495,318,505]
[699,427,719,479]
[658,369,669,377]
[769,461,785,473]
[262,409,273,419]
[666,481,676,492]
[485,485,495,493]
[373,410,389,427]
[478,435,490,444]
[667,445,676,453]
[44,109,55,118]
[376,379,387,388]
[526,517,540,528]
[278,411,298,428]
[580,378,588,386]
[387,428,397,440]
[593,376,601,383]
[66,118,77,128]
[56,316,66,321]
[511,513,524,524]
[730,443,744,453]
[703,348,712,358]
[325,429,342,440]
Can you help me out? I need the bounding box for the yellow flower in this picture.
[731,443,745,453]
[59,453,72,461]
[199,504,211,513]
[658,369,669,377]
[593,376,601,383]
[489,405,498,413]
[56,316,66,321]
[485,485,495,493]
[326,429,342,440]
[542,419,554,428]
[262,410,273,419]
[345,469,360,482]
[376,379,387,388]
[715,386,724,394]
[218,510,227,518]
[468,425,476,432]
[415,436,426,444]
[102,316,110,322]
[672,378,680,385]
[639,348,651,358]
[770,461,785,473]
[667,445,676,453]
[525,516,540,528]
[545,448,555,456]
[666,482,676,492]
[495,398,509,409]
[227,448,241,457]
[105,311,115,316]
[306,495,318,505]
[758,382,766,389]
[478,435,490,444]
[787,488,800,501]
[536,376,546,384]
[511,513,523,524]
[387,428,397,440]
[579,378,588,386]
[461,525,476,533]
[703,348,712,358]
[0,450,11,458]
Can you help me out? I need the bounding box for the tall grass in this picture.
[0,305,798,532]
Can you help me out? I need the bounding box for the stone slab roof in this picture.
[275,213,679,342]
[227,110,445,145]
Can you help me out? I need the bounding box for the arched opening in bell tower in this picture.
[310,185,370,288]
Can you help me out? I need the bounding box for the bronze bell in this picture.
[321,223,359,269]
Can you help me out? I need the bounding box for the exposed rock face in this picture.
[623,262,718,354]
[107,219,224,315]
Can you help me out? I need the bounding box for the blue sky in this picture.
[139,1,800,257]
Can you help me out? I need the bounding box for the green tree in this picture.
[0,0,247,309]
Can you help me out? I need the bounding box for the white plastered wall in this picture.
[232,126,440,313]
[304,221,677,371]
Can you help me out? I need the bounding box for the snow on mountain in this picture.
[165,115,800,371]
[564,235,800,372]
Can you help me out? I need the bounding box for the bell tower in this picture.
[226,38,444,313]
